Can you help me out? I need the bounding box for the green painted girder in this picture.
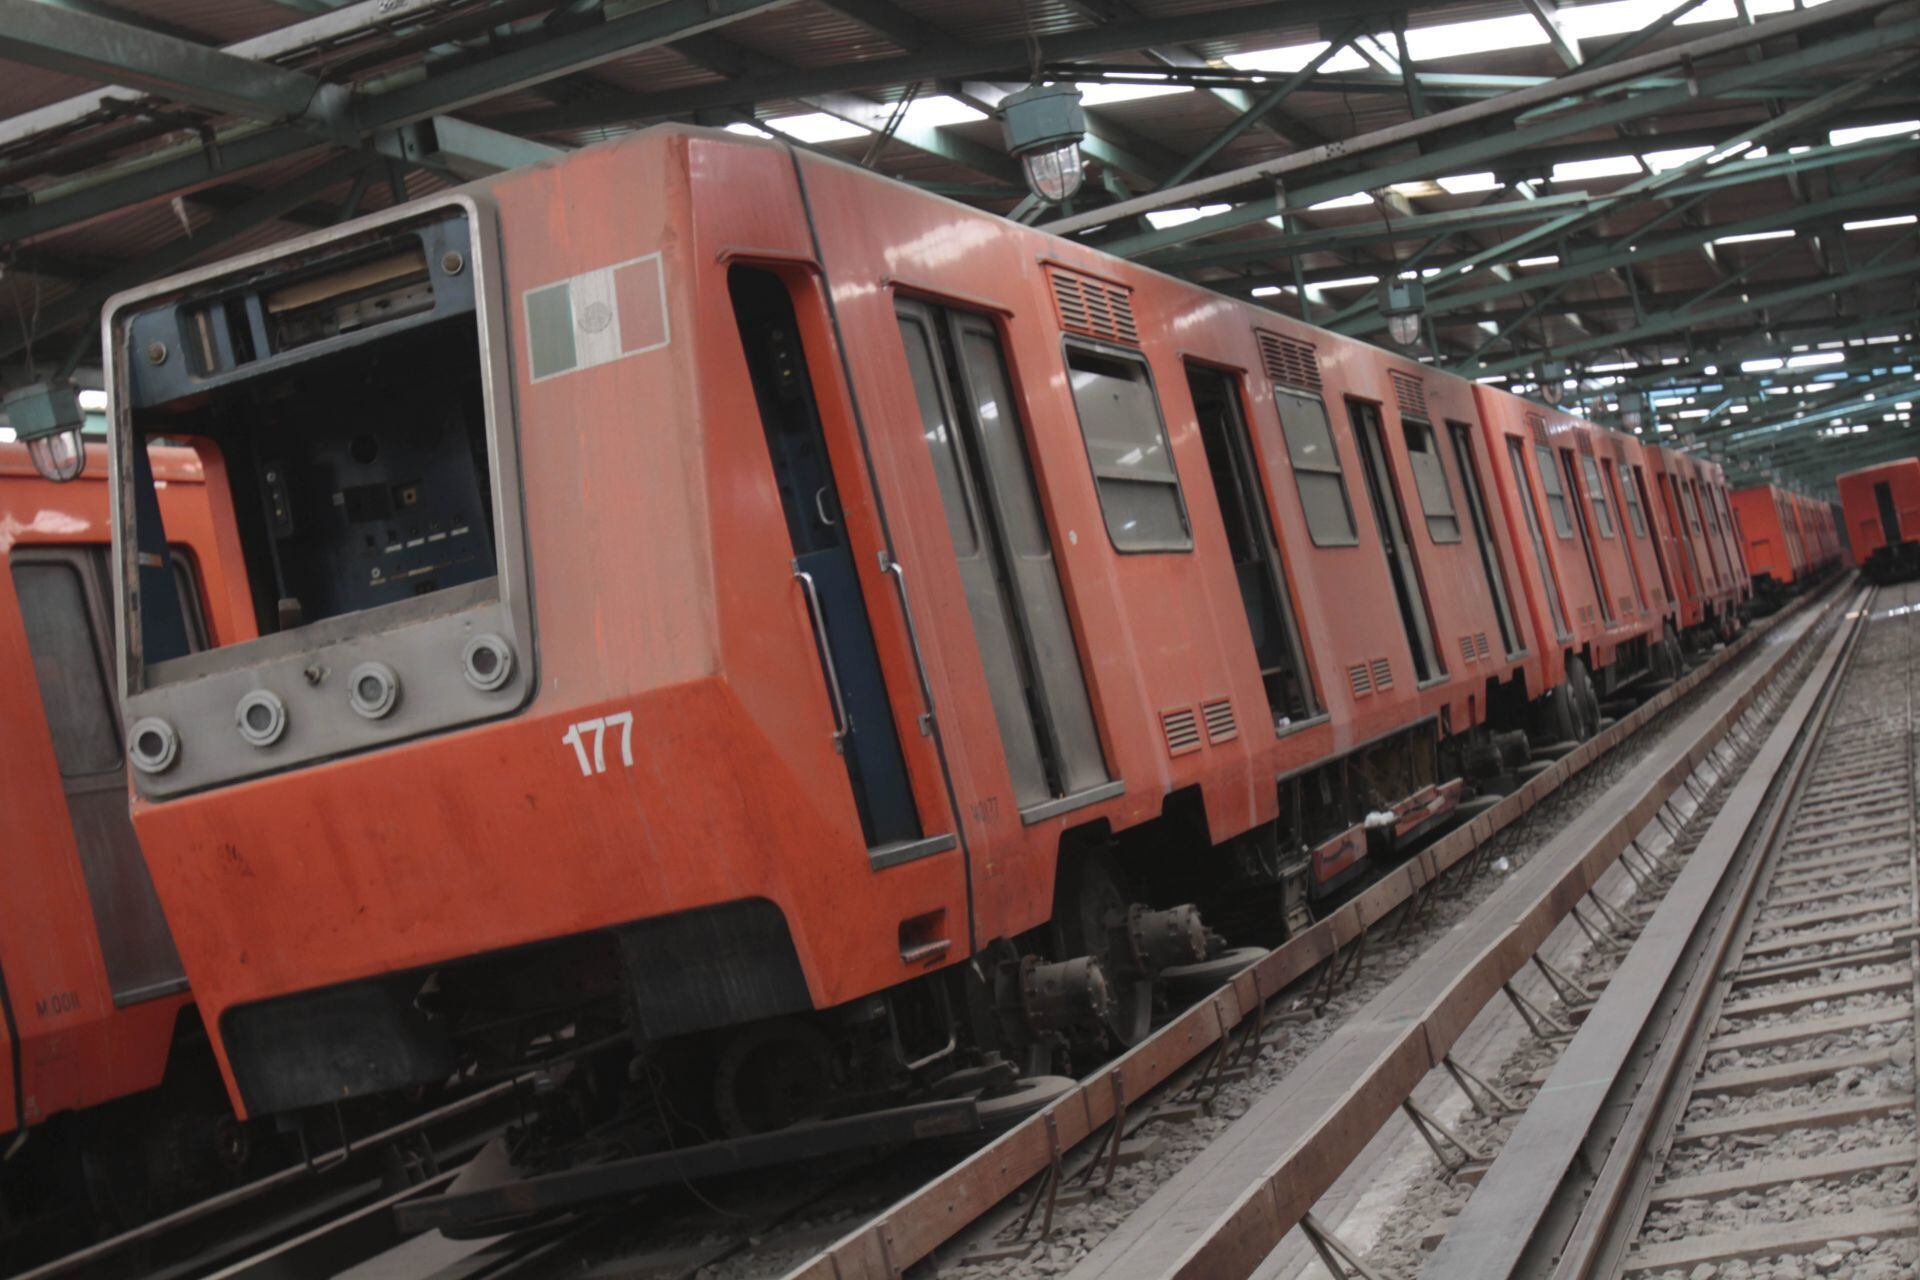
[1467,256,1920,379]
[1098,13,1920,262]
[1325,63,1919,334]
[1147,191,1594,271]
[0,0,340,126]
[1336,173,1920,341]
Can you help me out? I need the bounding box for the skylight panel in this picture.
[1306,192,1374,211]
[1830,120,1920,146]
[1145,203,1231,229]
[1224,42,1370,74]
[1393,14,1548,62]
[1250,285,1284,297]
[766,113,870,143]
[1643,145,1712,172]
[1711,229,1795,245]
[1787,352,1845,368]
[725,121,774,138]
[899,96,987,128]
[1552,155,1642,181]
[1076,81,1191,105]
[1844,214,1918,231]
[1437,172,1501,194]
[1741,357,1785,372]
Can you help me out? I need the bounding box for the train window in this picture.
[1402,417,1460,544]
[1507,438,1571,640]
[1633,466,1675,602]
[899,317,981,557]
[1534,444,1576,539]
[1274,389,1359,547]
[1618,462,1650,538]
[1065,344,1192,552]
[1579,455,1617,538]
[11,559,121,776]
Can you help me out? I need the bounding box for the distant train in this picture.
[1837,457,1920,583]
[97,126,1757,1136]
[1731,481,1844,603]
[1,442,256,1248]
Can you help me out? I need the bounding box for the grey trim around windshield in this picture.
[102,192,534,800]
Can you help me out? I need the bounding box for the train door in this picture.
[10,548,189,1004]
[1447,423,1520,656]
[1875,481,1901,546]
[895,299,1108,813]
[1186,364,1317,725]
[1657,473,1702,595]
[1630,465,1676,605]
[1601,459,1649,613]
[1506,438,1571,641]
[729,267,923,850]
[1346,399,1442,682]
[1557,448,1614,625]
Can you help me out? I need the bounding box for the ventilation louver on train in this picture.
[1161,707,1202,755]
[1347,663,1373,698]
[1256,330,1323,395]
[1527,412,1549,446]
[1202,697,1237,744]
[1048,266,1139,345]
[1476,632,1490,659]
[1389,370,1429,421]
[1460,635,1477,665]
[1371,658,1393,690]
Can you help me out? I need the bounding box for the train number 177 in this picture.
[562,711,635,777]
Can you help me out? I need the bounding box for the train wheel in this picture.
[712,1019,835,1137]
[1567,657,1601,739]
[1532,679,1582,749]
[1650,626,1682,684]
[1057,856,1154,1047]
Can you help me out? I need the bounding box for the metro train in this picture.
[1731,481,1844,602]
[91,125,1757,1138]
[0,442,260,1248]
[1836,456,1920,583]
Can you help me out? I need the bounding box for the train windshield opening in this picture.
[113,211,500,684]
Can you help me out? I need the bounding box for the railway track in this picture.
[31,585,1835,1280]
[1399,577,1918,1280]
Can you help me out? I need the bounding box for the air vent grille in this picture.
[1161,707,1202,755]
[1202,697,1237,744]
[1476,632,1491,660]
[1348,663,1374,698]
[1460,635,1477,665]
[1527,413,1549,446]
[1577,436,1596,457]
[1620,595,1635,616]
[1049,267,1138,345]
[1389,370,1428,421]
[1371,657,1394,691]
[1256,330,1322,394]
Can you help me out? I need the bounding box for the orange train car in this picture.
[104,126,1678,1127]
[1835,458,1920,582]
[1642,445,1749,644]
[1731,482,1841,600]
[1,441,254,1239]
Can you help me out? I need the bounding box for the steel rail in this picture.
[1422,584,1870,1280]
[779,582,1843,1280]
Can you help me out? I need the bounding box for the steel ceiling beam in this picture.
[1467,255,1920,379]
[1042,0,1904,241]
[0,0,789,247]
[0,151,374,362]
[0,0,345,126]
[1098,15,1918,263]
[487,0,1418,133]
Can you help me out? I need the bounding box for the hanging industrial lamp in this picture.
[6,382,86,482]
[1380,280,1426,347]
[1538,359,1569,406]
[1000,82,1087,205]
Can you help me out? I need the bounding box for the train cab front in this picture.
[102,183,930,1125]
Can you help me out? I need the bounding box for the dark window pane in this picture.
[12,561,121,776]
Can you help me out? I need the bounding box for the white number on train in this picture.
[562,711,635,777]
